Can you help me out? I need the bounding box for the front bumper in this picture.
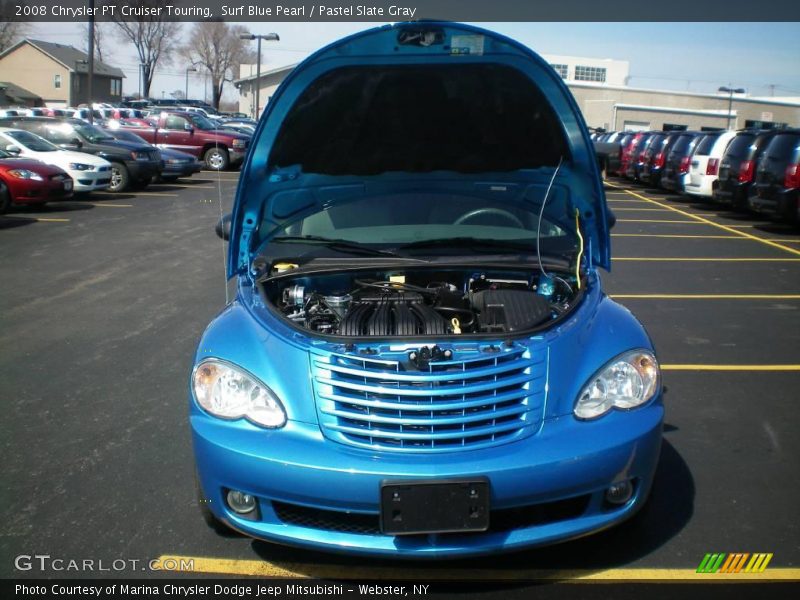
[126,160,161,182]
[71,170,110,192]
[193,401,663,558]
[9,179,73,205]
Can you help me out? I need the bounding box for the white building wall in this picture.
[542,54,629,86]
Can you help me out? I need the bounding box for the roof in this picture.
[233,63,299,86]
[0,39,125,78]
[0,81,41,102]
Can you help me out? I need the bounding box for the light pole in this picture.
[185,66,197,101]
[138,63,145,99]
[239,32,280,119]
[718,85,745,130]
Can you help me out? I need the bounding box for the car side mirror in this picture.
[215,213,232,241]
[5,144,20,155]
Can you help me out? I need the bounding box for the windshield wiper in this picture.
[271,235,415,259]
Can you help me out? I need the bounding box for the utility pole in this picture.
[87,0,94,123]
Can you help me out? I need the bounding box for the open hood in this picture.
[229,22,610,277]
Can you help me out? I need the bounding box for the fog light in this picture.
[226,490,257,514]
[605,481,633,505]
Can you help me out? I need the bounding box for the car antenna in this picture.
[535,157,572,293]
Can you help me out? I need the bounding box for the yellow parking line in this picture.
[88,203,132,208]
[612,208,673,212]
[154,556,800,581]
[624,189,800,257]
[613,257,800,262]
[611,294,800,299]
[769,239,800,243]
[661,364,800,371]
[32,217,70,222]
[132,192,179,197]
[612,234,742,239]
[616,219,704,224]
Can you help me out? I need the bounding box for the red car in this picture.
[0,149,73,213]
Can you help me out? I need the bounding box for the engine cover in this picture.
[339,292,448,336]
[472,289,552,333]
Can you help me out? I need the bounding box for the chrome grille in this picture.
[311,344,546,453]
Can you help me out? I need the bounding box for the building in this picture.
[0,81,42,107]
[233,54,800,131]
[0,39,125,107]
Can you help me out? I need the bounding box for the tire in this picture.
[0,182,11,214]
[108,162,130,193]
[204,146,230,171]
[133,176,151,190]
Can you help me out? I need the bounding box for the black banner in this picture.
[1,0,799,22]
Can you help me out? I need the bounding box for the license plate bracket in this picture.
[380,478,489,535]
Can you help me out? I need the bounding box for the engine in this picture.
[266,269,577,337]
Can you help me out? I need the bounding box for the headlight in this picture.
[574,350,660,420]
[232,138,247,148]
[131,151,150,161]
[7,169,44,181]
[192,359,286,428]
[68,163,93,171]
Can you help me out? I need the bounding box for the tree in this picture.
[179,21,255,109]
[0,21,28,54]
[111,0,180,98]
[79,22,110,63]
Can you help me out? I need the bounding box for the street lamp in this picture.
[185,66,197,101]
[239,32,280,119]
[718,85,745,130]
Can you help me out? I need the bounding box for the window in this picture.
[54,74,62,89]
[165,115,189,130]
[550,64,568,79]
[110,79,121,96]
[574,66,606,83]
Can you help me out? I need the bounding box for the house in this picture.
[0,39,125,107]
[0,81,42,107]
[233,63,298,119]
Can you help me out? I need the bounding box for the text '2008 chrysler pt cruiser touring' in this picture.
[190,22,664,558]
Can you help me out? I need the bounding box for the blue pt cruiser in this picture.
[191,22,663,558]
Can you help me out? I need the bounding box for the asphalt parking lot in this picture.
[1,174,798,582]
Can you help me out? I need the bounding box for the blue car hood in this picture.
[229,22,610,276]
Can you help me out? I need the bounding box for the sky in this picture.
[26,21,800,103]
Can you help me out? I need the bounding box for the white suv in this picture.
[684,130,738,198]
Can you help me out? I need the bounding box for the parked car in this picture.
[0,148,73,212]
[618,132,644,179]
[660,132,702,193]
[0,128,111,193]
[190,22,663,558]
[123,111,250,170]
[0,116,162,193]
[748,129,800,223]
[624,132,656,181]
[638,132,669,187]
[683,130,737,198]
[104,128,202,182]
[713,130,776,210]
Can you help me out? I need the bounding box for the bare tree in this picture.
[79,22,110,63]
[180,21,255,109]
[0,21,28,54]
[111,0,181,98]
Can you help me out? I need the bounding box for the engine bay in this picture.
[262,267,580,338]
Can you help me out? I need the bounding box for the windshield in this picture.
[187,114,217,130]
[262,192,573,256]
[5,130,58,152]
[72,123,116,143]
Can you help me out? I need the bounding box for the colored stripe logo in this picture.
[697,553,773,574]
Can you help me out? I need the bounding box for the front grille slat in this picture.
[312,345,546,453]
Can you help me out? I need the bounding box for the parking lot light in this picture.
[718,86,746,130]
[185,66,198,101]
[239,32,280,119]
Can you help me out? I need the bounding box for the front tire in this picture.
[204,147,230,171]
[0,182,11,214]
[108,163,130,193]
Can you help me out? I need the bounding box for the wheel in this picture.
[108,162,130,193]
[204,146,230,171]
[133,176,151,190]
[0,182,11,214]
[195,471,236,535]
[453,207,525,228]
